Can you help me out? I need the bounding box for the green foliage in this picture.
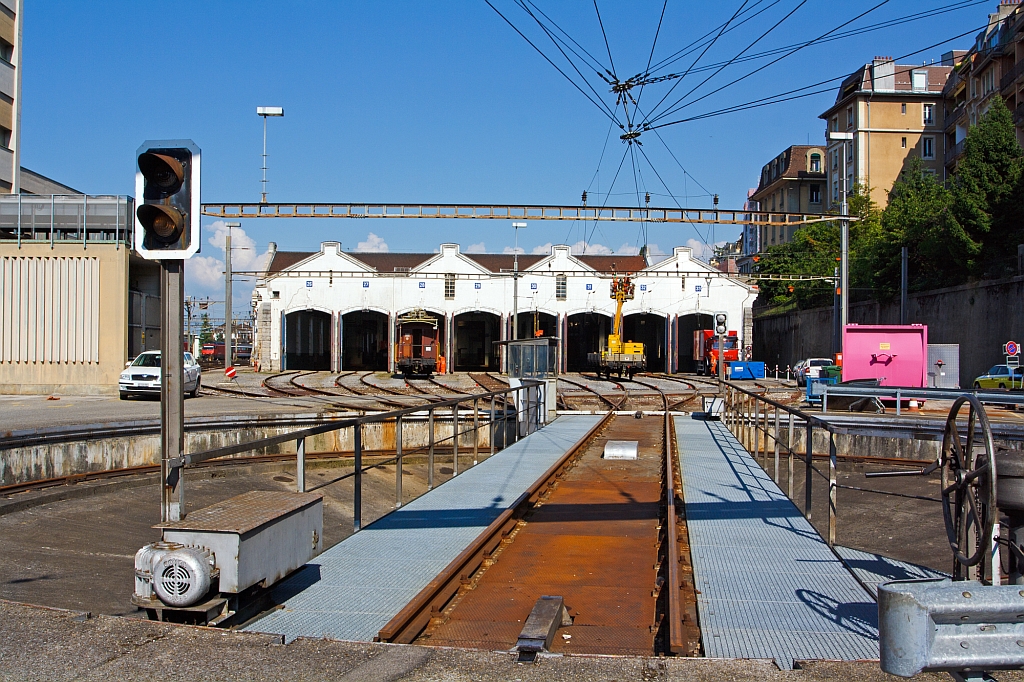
[199,313,214,345]
[756,100,1023,311]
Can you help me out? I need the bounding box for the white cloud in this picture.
[531,243,553,255]
[186,255,225,289]
[184,220,271,313]
[685,238,729,262]
[646,243,665,255]
[616,244,640,256]
[502,246,525,254]
[571,240,612,255]
[466,242,487,254]
[355,232,389,252]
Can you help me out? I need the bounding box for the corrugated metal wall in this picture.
[0,256,100,363]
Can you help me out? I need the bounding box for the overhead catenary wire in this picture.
[640,0,987,83]
[647,23,991,130]
[630,0,669,124]
[513,0,624,125]
[644,0,808,125]
[484,0,623,127]
[642,0,752,128]
[644,0,893,127]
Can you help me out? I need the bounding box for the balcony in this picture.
[945,139,965,166]
[1016,102,1024,126]
[1001,57,1024,92]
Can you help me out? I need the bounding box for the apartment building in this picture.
[820,58,951,211]
[945,1,1024,170]
[749,145,827,250]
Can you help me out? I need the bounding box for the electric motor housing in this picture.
[134,541,184,600]
[152,547,214,607]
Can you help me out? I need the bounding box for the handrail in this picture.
[163,379,544,531]
[823,385,1024,413]
[721,380,938,549]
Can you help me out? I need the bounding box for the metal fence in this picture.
[721,381,945,548]
[0,194,134,246]
[166,381,544,530]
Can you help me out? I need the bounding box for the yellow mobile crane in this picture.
[588,275,647,378]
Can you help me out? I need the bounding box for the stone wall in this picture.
[754,275,1024,387]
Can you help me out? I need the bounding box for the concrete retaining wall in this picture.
[0,415,509,486]
[754,275,1024,388]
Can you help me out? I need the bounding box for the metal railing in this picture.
[166,380,543,531]
[945,139,965,166]
[823,384,1024,414]
[720,381,944,549]
[0,194,134,247]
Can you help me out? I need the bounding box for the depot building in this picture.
[251,242,758,374]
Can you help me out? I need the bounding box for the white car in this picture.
[796,357,833,387]
[119,351,202,399]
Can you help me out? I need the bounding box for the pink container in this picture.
[842,324,928,388]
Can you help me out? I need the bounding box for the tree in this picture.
[199,313,214,345]
[868,157,970,298]
[949,97,1023,278]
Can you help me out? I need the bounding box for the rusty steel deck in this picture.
[417,414,693,656]
[242,414,603,643]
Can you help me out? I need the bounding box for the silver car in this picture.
[119,351,202,399]
[796,357,833,387]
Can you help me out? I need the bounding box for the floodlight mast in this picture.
[257,107,284,203]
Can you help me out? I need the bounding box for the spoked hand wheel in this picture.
[940,395,998,582]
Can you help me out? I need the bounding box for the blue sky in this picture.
[21,1,989,311]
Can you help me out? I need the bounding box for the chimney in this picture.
[872,57,895,91]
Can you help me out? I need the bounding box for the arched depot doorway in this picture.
[516,311,556,341]
[622,313,666,373]
[284,309,331,370]
[454,312,500,371]
[342,310,388,371]
[566,312,610,372]
[676,313,712,373]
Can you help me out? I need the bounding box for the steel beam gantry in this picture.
[201,202,853,226]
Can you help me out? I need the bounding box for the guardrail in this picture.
[167,381,543,531]
[722,380,1024,552]
[823,385,1024,414]
[722,381,944,549]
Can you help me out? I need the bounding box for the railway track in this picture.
[378,377,699,656]
[557,375,629,411]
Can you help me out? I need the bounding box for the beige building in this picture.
[750,145,827,250]
[820,58,951,210]
[0,195,140,395]
[945,2,1024,170]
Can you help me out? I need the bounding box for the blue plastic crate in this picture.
[728,361,766,380]
[806,376,837,404]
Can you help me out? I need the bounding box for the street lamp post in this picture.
[256,106,284,203]
[829,130,854,353]
[512,222,527,341]
[224,222,241,370]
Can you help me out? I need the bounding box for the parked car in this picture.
[973,364,1023,390]
[796,357,833,387]
[120,351,202,399]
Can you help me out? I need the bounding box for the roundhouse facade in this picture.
[251,242,758,374]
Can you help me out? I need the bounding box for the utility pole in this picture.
[829,131,854,350]
[512,222,526,341]
[224,222,240,370]
[256,107,284,203]
[901,246,909,325]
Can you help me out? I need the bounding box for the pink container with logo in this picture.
[842,324,928,387]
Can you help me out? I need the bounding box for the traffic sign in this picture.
[1006,341,1019,357]
[225,366,237,379]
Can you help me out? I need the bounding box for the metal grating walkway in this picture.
[245,414,603,643]
[674,416,879,669]
[834,545,947,599]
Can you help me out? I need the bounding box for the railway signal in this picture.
[714,312,728,335]
[135,139,201,525]
[134,140,201,259]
